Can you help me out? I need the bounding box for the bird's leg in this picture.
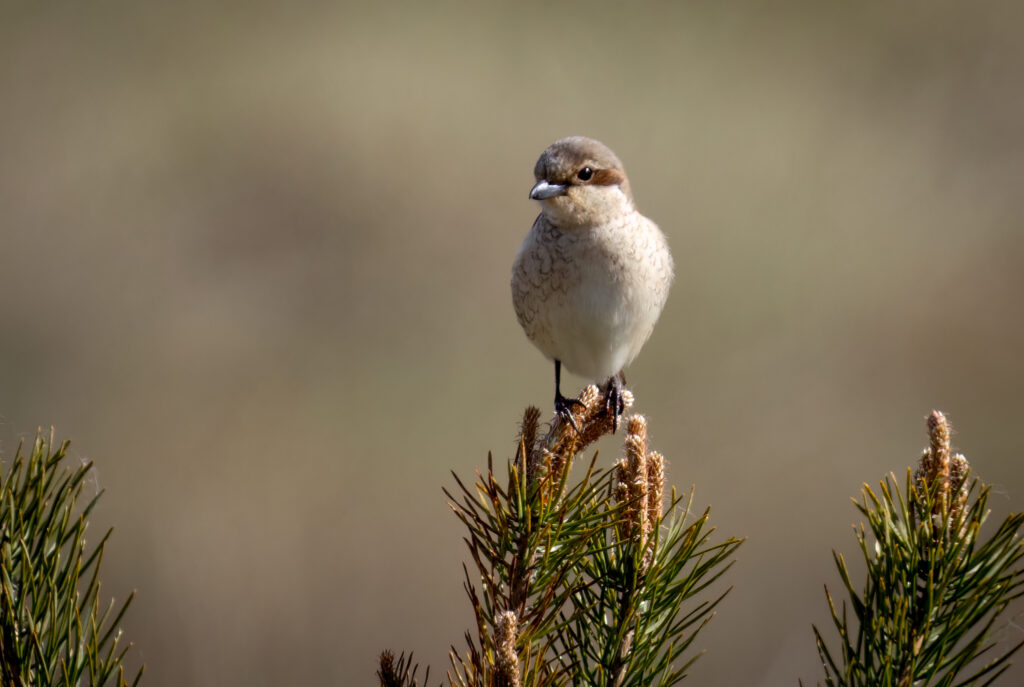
[553,360,584,432]
[602,372,626,433]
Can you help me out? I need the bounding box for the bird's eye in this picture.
[577,167,594,181]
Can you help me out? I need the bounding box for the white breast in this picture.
[512,212,673,382]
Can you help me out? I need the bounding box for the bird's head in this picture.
[529,136,634,228]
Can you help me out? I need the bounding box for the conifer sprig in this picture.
[378,651,430,687]
[553,415,741,687]
[812,411,1024,686]
[380,386,741,686]
[444,394,631,687]
[0,430,143,687]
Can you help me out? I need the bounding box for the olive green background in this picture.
[2,2,1023,685]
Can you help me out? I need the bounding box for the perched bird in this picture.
[512,136,674,431]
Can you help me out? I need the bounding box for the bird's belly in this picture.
[545,273,656,381]
[512,213,672,383]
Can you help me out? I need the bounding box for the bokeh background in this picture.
[2,1,1023,684]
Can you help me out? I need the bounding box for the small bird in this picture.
[512,136,674,432]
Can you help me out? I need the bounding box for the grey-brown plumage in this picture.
[511,136,673,430]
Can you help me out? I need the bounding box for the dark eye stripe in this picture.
[591,169,626,187]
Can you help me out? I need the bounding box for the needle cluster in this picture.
[811,412,1024,686]
[381,387,741,686]
[558,412,738,687]
[0,430,142,687]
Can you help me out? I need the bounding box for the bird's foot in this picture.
[555,392,585,433]
[602,377,626,433]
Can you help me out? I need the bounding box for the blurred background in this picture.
[2,1,1023,684]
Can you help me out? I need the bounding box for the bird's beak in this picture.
[529,180,568,200]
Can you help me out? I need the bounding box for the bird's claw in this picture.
[602,377,625,433]
[555,392,585,433]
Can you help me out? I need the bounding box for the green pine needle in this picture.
[439,391,742,687]
[813,412,1024,687]
[0,430,143,687]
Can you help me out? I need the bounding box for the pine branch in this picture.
[553,415,741,686]
[384,386,742,686]
[444,392,627,687]
[378,650,430,687]
[0,429,144,687]
[812,411,1024,687]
